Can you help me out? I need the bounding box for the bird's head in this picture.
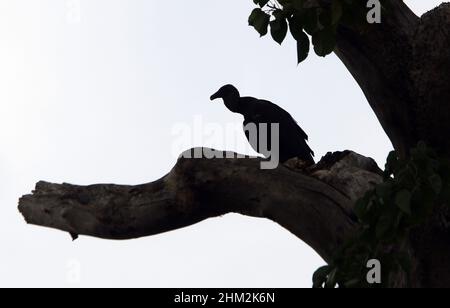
[210,84,240,102]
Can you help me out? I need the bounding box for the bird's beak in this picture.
[210,92,220,101]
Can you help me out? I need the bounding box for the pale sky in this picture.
[0,0,444,288]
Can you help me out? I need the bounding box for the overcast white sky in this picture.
[0,0,444,288]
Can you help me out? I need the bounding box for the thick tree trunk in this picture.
[18,1,450,287]
[334,2,450,287]
[335,2,450,157]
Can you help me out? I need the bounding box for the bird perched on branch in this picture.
[210,84,314,165]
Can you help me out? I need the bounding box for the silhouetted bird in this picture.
[210,84,314,165]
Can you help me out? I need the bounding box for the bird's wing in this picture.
[240,97,314,157]
[243,98,310,139]
[239,97,277,122]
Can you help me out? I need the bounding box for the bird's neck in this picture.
[224,97,241,113]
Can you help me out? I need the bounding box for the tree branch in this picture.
[19,149,382,263]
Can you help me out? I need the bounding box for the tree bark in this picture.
[334,0,419,157]
[411,3,450,155]
[19,149,382,264]
[335,2,450,157]
[333,2,450,287]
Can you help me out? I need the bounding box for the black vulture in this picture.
[210,84,314,165]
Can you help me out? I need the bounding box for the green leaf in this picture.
[384,151,398,178]
[386,151,398,166]
[442,183,450,201]
[253,0,270,7]
[429,174,443,194]
[417,141,428,151]
[410,187,435,225]
[354,192,374,222]
[270,15,288,44]
[395,189,412,215]
[288,15,310,63]
[302,8,320,35]
[376,212,394,239]
[312,265,332,288]
[312,27,336,57]
[296,31,310,64]
[396,167,416,190]
[288,15,303,40]
[325,268,338,288]
[249,8,271,37]
[310,142,450,288]
[376,182,392,200]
